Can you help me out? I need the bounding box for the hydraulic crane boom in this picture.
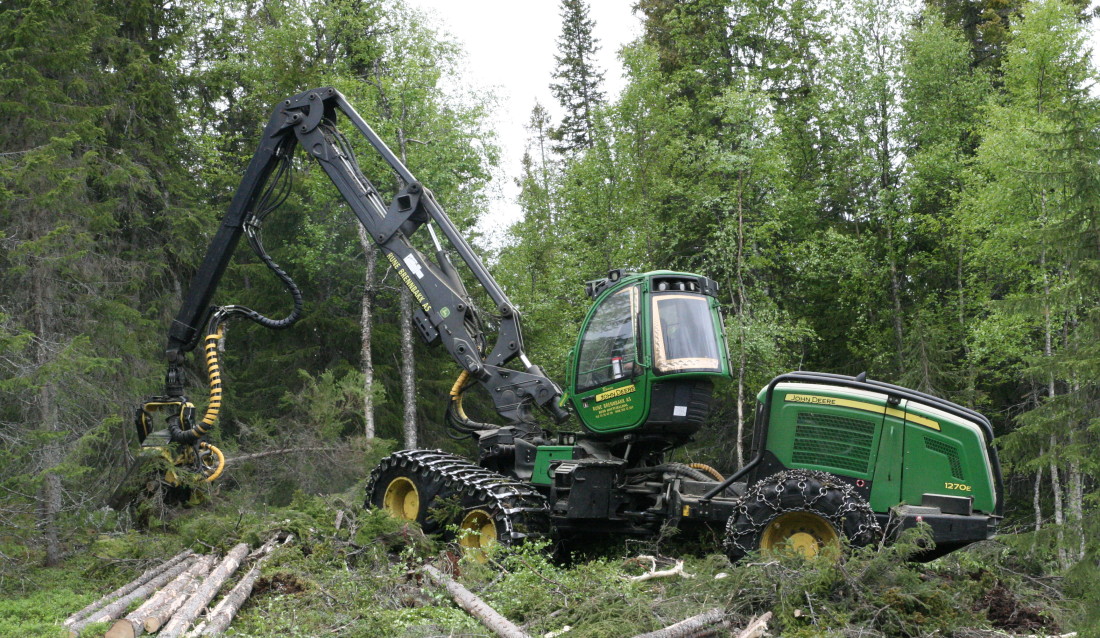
[144,87,567,467]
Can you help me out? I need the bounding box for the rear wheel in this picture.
[724,469,879,562]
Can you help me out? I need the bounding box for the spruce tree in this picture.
[549,0,605,153]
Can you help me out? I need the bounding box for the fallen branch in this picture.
[225,447,339,466]
[158,543,250,638]
[685,620,730,638]
[68,556,197,635]
[627,557,694,582]
[104,555,215,638]
[195,534,284,635]
[734,612,772,638]
[422,564,531,638]
[631,609,725,638]
[64,549,194,629]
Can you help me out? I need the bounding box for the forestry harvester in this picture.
[122,88,1003,561]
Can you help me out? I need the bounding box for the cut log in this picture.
[733,613,772,638]
[68,556,196,636]
[196,535,282,635]
[423,565,530,638]
[64,549,193,628]
[158,543,250,638]
[142,556,217,634]
[631,609,726,638]
[104,555,216,638]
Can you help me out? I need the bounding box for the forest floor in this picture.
[2,484,1097,638]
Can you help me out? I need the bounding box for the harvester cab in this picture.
[568,270,729,447]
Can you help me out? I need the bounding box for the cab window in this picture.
[651,293,721,374]
[576,286,638,392]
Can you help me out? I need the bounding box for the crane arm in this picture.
[149,87,566,454]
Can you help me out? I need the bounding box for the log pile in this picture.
[63,534,288,637]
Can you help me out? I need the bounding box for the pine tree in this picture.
[961,0,1099,566]
[0,0,192,563]
[549,0,606,153]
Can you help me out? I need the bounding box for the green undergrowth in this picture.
[0,491,1092,637]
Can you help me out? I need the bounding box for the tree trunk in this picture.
[1049,434,1066,569]
[1040,247,1067,568]
[64,550,194,629]
[68,556,197,635]
[734,170,747,469]
[1033,460,1043,533]
[105,555,214,638]
[356,224,378,439]
[1068,459,1084,561]
[632,609,731,638]
[423,565,529,638]
[31,262,63,567]
[400,287,417,448]
[158,543,250,638]
[198,536,280,635]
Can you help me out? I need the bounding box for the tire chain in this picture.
[723,468,881,559]
[366,449,551,544]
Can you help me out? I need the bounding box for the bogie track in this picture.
[366,450,551,549]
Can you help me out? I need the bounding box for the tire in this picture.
[366,450,464,535]
[723,469,879,562]
[366,450,551,559]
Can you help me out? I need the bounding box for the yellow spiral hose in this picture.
[689,463,724,481]
[196,326,225,436]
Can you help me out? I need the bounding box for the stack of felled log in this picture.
[63,534,288,637]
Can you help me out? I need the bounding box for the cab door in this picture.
[570,284,649,433]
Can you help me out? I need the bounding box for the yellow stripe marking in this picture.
[785,394,940,431]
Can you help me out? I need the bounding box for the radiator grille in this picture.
[924,437,964,480]
[791,412,877,474]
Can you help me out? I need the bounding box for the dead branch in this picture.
[734,613,772,638]
[627,558,694,582]
[225,447,340,466]
[632,609,725,638]
[422,564,531,638]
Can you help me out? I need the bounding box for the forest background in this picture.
[0,0,1098,618]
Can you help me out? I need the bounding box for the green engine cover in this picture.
[762,382,997,514]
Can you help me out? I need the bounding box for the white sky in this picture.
[404,0,643,242]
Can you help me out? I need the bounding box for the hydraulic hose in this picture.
[689,463,724,481]
[625,463,713,482]
[199,442,225,482]
[198,326,225,435]
[445,370,497,436]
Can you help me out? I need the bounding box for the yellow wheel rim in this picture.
[760,511,839,558]
[458,509,497,563]
[382,477,420,521]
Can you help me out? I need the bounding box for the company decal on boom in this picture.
[386,253,432,313]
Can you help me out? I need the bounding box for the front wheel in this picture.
[365,450,551,561]
[724,469,879,562]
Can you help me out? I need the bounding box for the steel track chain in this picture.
[366,449,551,543]
[723,468,880,560]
